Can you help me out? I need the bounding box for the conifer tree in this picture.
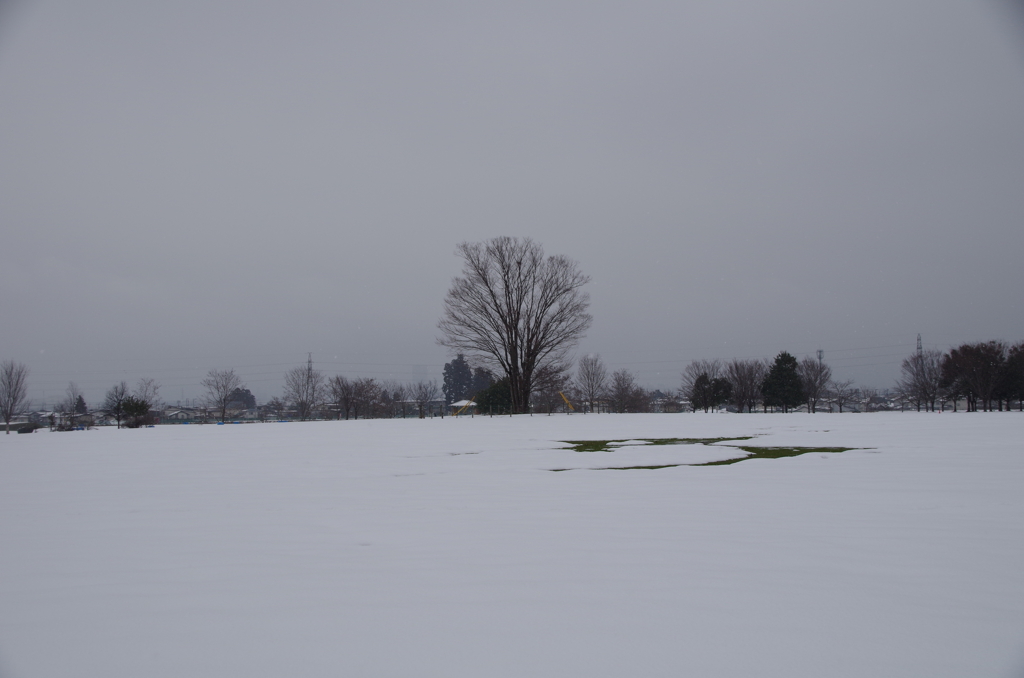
[761,352,804,413]
[442,354,473,404]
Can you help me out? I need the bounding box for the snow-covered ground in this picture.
[2,413,1022,678]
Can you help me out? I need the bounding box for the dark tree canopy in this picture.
[897,349,943,412]
[761,352,804,413]
[681,359,723,411]
[941,341,1007,412]
[228,387,257,410]
[438,237,591,415]
[1005,343,1024,409]
[690,374,732,413]
[122,395,151,428]
[725,359,766,413]
[474,377,513,415]
[442,354,473,405]
[471,367,494,397]
[608,369,650,413]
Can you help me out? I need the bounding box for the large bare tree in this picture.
[724,359,767,413]
[798,356,832,413]
[329,375,354,420]
[941,341,1007,412]
[411,380,439,418]
[826,378,857,413]
[0,360,29,434]
[202,368,244,423]
[134,378,162,411]
[574,354,607,414]
[104,381,129,428]
[607,368,650,413]
[351,377,380,419]
[897,349,943,411]
[284,360,326,421]
[438,237,592,415]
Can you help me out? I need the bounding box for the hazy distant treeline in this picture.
[661,340,1024,415]
[2,340,1021,431]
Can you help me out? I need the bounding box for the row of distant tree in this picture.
[2,340,1021,433]
[9,237,1019,429]
[0,365,163,433]
[449,339,1024,416]
[896,341,1024,412]
[669,340,1024,414]
[270,362,444,421]
[172,363,447,423]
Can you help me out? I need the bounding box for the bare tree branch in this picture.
[438,237,591,414]
[574,354,607,414]
[202,369,244,423]
[284,361,326,421]
[411,380,439,419]
[0,361,29,434]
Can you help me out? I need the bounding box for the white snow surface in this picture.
[2,413,1023,678]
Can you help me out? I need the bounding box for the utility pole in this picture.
[817,349,824,368]
[917,334,923,357]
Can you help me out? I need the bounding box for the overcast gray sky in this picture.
[2,0,1023,406]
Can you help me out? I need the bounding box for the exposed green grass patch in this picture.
[693,446,857,466]
[600,464,686,470]
[561,436,755,453]
[549,442,862,471]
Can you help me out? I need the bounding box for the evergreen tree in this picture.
[227,387,257,409]
[475,377,513,415]
[74,395,88,414]
[761,352,804,413]
[470,367,493,397]
[122,395,150,428]
[691,375,732,412]
[442,354,473,404]
[1005,342,1024,411]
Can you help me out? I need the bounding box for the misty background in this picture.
[2,0,1023,406]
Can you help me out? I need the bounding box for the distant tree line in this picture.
[267,359,444,421]
[2,234,1021,425]
[896,341,1024,412]
[511,340,1024,416]
[2,338,1020,431]
[668,340,1024,414]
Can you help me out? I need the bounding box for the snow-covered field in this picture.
[2,412,1022,678]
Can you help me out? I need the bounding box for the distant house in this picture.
[865,396,894,412]
[91,410,119,427]
[29,411,53,425]
[162,407,203,423]
[651,390,684,413]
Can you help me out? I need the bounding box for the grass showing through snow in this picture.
[552,438,858,470]
[561,437,755,453]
